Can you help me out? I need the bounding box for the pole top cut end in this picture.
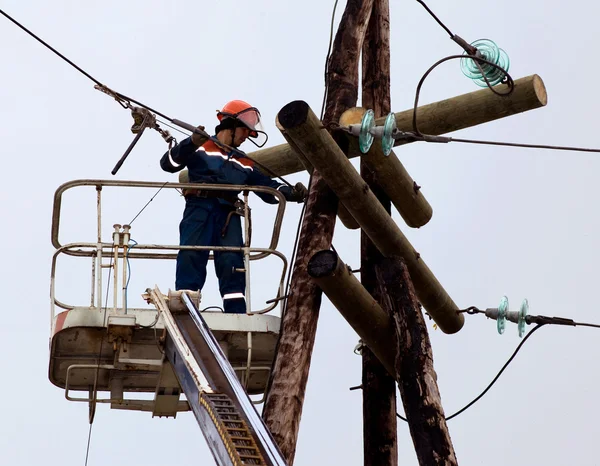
[339,107,367,127]
[531,74,548,107]
[278,100,311,129]
[307,249,339,278]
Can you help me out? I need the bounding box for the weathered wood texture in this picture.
[261,1,374,463]
[307,249,397,375]
[385,73,547,142]
[278,100,464,333]
[249,74,547,176]
[377,257,458,466]
[360,1,398,464]
[276,116,359,230]
[339,108,431,228]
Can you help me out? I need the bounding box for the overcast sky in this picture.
[1,0,599,465]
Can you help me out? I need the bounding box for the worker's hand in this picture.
[191,125,208,147]
[289,182,309,203]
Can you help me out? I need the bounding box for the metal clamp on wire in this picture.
[111,107,155,175]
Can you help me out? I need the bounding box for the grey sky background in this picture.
[1,0,599,464]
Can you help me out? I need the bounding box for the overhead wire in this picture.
[414,0,454,37]
[279,0,339,318]
[320,0,340,119]
[404,53,600,155]
[0,7,299,188]
[13,0,600,430]
[127,182,169,226]
[396,314,600,423]
[85,256,114,465]
[396,323,545,423]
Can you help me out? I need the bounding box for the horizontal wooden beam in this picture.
[307,250,396,375]
[250,74,547,175]
[277,100,464,334]
[384,73,547,140]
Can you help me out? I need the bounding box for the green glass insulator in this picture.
[381,112,396,156]
[359,109,375,154]
[518,299,529,338]
[460,39,510,87]
[497,295,509,335]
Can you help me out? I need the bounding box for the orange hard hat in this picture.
[217,100,264,137]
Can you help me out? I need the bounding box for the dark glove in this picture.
[288,182,308,203]
[191,125,208,147]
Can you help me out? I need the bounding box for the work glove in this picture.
[191,125,208,147]
[288,182,309,203]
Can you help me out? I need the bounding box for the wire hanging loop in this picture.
[412,54,515,136]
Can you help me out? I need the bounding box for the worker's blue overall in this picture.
[160,137,294,313]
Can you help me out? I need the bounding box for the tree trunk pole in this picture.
[360,1,398,465]
[261,1,374,464]
[377,257,458,466]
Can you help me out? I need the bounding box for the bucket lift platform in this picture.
[49,305,281,398]
[49,180,289,418]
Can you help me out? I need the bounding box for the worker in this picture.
[160,100,308,314]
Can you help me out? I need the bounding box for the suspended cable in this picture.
[412,54,514,136]
[321,0,340,120]
[85,255,114,464]
[128,181,169,226]
[0,8,299,186]
[448,137,600,154]
[414,0,454,37]
[279,0,338,314]
[397,317,600,423]
[444,323,544,421]
[396,324,545,423]
[84,423,93,466]
[0,9,103,86]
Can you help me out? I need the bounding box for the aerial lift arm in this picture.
[148,287,286,466]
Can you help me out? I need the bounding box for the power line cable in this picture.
[415,0,454,37]
[280,0,339,316]
[395,323,545,423]
[0,9,103,86]
[447,137,600,155]
[0,8,298,187]
[321,0,340,120]
[397,318,600,423]
[85,256,113,465]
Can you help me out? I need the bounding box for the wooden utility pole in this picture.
[377,257,458,465]
[275,100,464,333]
[360,1,398,465]
[262,1,374,463]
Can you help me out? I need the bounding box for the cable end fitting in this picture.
[452,35,478,55]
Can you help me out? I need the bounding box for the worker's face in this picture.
[232,126,251,147]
